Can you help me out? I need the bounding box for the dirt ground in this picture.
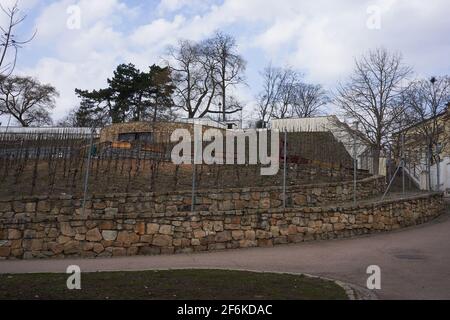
[0,159,366,198]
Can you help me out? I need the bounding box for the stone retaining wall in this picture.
[189,176,385,211]
[0,176,385,218]
[0,190,444,259]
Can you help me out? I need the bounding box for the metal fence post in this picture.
[191,162,196,212]
[427,145,432,191]
[382,160,402,201]
[283,130,287,209]
[353,122,359,205]
[402,133,405,196]
[436,143,442,192]
[81,128,94,216]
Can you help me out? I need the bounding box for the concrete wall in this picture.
[430,156,450,195]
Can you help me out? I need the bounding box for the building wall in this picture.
[100,122,190,143]
[270,117,387,174]
[99,121,225,144]
[284,132,354,168]
[430,156,450,195]
[398,107,450,192]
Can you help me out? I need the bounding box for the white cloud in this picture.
[19,55,118,117]
[254,18,304,56]
[33,0,133,41]
[12,0,450,123]
[14,0,136,120]
[1,0,38,10]
[131,15,186,48]
[157,0,205,14]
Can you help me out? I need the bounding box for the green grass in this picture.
[0,269,348,300]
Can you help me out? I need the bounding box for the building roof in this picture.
[393,105,450,135]
[175,118,228,129]
[270,116,369,158]
[0,126,100,134]
[270,116,339,132]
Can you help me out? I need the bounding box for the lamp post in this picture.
[402,132,406,196]
[353,121,359,205]
[219,102,225,122]
[82,127,95,216]
[436,142,442,191]
[218,102,222,123]
[428,77,436,191]
[283,129,287,209]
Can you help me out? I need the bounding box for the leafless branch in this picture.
[333,47,413,174]
[0,2,36,77]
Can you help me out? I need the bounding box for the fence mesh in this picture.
[0,127,383,204]
[2,126,432,208]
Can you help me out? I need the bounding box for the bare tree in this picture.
[293,83,329,117]
[257,66,300,120]
[206,32,246,121]
[256,63,283,123]
[402,76,450,187]
[0,2,36,77]
[271,67,300,119]
[257,64,328,121]
[57,101,110,128]
[168,40,218,118]
[334,48,413,175]
[0,75,58,126]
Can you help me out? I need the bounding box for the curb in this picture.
[333,280,378,300]
[281,272,378,300]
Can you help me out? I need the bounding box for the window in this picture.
[118,132,154,143]
[137,132,153,142]
[118,133,136,142]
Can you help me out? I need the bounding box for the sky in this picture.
[1,0,450,125]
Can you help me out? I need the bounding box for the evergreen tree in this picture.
[73,63,175,125]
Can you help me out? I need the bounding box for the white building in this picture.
[270,116,386,176]
[0,126,100,139]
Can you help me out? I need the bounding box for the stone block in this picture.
[63,241,80,254]
[159,225,173,235]
[215,231,232,243]
[102,230,118,241]
[245,230,256,240]
[231,230,244,240]
[117,231,139,244]
[86,228,102,242]
[152,234,172,247]
[8,229,21,240]
[147,223,159,234]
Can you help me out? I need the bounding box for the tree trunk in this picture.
[372,147,380,176]
[222,57,226,122]
[427,144,432,191]
[18,116,28,127]
[153,103,158,122]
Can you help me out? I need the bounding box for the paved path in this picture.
[1,204,449,300]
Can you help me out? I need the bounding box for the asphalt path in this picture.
[1,202,449,299]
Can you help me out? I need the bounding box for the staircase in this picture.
[402,163,423,190]
[402,157,450,195]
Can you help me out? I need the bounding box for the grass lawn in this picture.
[0,269,348,300]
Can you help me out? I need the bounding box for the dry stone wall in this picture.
[0,176,445,259]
